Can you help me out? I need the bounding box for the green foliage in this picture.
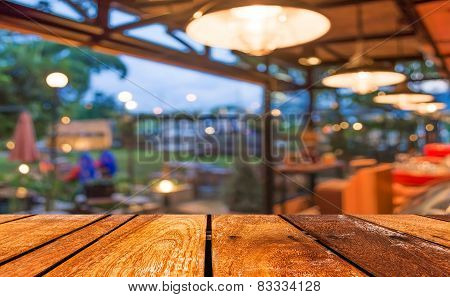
[0,30,127,138]
[221,159,263,213]
[65,92,123,120]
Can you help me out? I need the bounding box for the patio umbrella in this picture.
[9,111,39,162]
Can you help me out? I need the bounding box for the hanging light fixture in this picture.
[373,82,434,104]
[186,0,330,56]
[298,46,321,66]
[322,4,406,94]
[395,102,447,113]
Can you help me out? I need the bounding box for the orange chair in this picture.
[343,164,393,214]
[314,164,394,214]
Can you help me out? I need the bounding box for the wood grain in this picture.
[212,215,364,277]
[45,215,206,277]
[426,215,450,222]
[285,215,450,276]
[356,215,450,248]
[0,215,104,264]
[0,214,33,224]
[0,215,132,276]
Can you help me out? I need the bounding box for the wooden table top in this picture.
[0,214,448,277]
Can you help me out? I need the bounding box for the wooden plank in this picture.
[285,215,450,276]
[426,215,450,223]
[0,215,104,264]
[355,215,450,248]
[45,215,206,277]
[0,214,33,224]
[0,215,133,276]
[212,215,364,277]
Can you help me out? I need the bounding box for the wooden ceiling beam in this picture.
[320,45,347,60]
[316,30,416,45]
[394,0,449,77]
[60,0,91,21]
[96,0,111,29]
[131,0,193,9]
[318,54,424,66]
[166,29,197,53]
[316,0,383,9]
[110,2,202,32]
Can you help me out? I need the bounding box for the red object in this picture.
[63,161,102,182]
[64,166,81,182]
[424,143,450,158]
[9,111,39,162]
[393,169,450,186]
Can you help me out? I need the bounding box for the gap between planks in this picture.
[0,214,109,267]
[44,215,206,277]
[351,215,450,248]
[279,215,374,276]
[0,214,35,225]
[213,215,364,277]
[283,215,450,276]
[37,215,137,276]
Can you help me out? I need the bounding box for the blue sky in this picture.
[87,55,263,114]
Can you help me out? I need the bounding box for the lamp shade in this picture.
[373,83,434,104]
[322,55,406,94]
[186,0,330,56]
[395,102,446,113]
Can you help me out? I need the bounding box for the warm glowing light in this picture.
[60,116,71,125]
[332,124,341,132]
[271,109,282,117]
[374,93,433,104]
[158,179,175,194]
[18,163,30,175]
[340,122,349,129]
[6,141,15,150]
[330,102,339,109]
[125,100,138,110]
[322,125,332,134]
[187,4,330,56]
[409,134,418,142]
[186,93,197,102]
[396,102,446,113]
[118,91,133,102]
[16,187,28,199]
[204,126,216,135]
[425,124,434,132]
[61,143,72,153]
[373,83,434,104]
[193,11,203,19]
[153,106,163,115]
[352,122,363,131]
[46,72,68,88]
[298,56,321,66]
[354,72,376,94]
[322,55,406,94]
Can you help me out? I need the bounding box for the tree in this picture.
[0,30,127,137]
[66,91,123,120]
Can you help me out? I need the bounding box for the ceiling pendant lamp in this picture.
[373,82,434,104]
[186,0,330,56]
[298,46,322,66]
[321,4,406,94]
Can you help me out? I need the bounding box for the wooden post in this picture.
[263,57,274,214]
[47,88,59,211]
